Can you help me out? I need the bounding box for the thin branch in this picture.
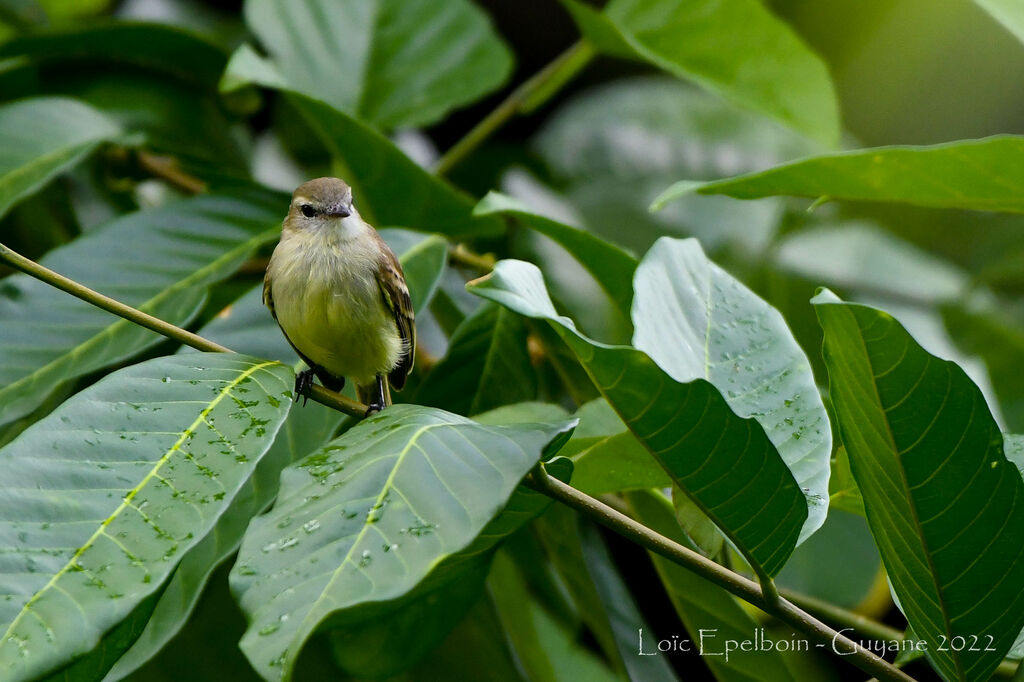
[433,41,594,177]
[135,150,207,195]
[524,466,917,682]
[449,243,496,272]
[779,588,904,643]
[781,589,1020,678]
[0,242,368,418]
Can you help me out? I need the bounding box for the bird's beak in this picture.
[327,204,352,219]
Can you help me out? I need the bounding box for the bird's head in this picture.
[286,177,356,232]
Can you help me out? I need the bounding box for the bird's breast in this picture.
[267,232,402,384]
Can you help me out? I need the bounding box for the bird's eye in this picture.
[300,204,317,218]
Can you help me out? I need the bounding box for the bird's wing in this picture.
[262,271,277,320]
[375,236,415,390]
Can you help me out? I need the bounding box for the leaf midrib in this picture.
[287,420,435,669]
[842,309,964,681]
[0,359,277,647]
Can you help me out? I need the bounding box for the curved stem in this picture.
[433,41,594,177]
[524,465,917,682]
[0,242,368,418]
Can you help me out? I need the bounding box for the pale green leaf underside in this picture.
[469,260,806,576]
[815,291,1024,681]
[654,136,1024,213]
[243,0,513,129]
[973,0,1024,44]
[632,238,831,541]
[562,0,839,146]
[0,96,122,220]
[0,190,284,429]
[232,404,575,681]
[0,354,293,682]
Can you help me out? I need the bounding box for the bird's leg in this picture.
[364,375,386,417]
[294,369,315,406]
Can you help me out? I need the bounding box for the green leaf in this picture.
[562,399,670,495]
[775,223,969,305]
[561,0,839,146]
[0,21,228,89]
[474,192,639,317]
[416,301,537,416]
[626,490,797,682]
[327,457,574,678]
[533,78,820,256]
[0,189,284,429]
[105,286,345,681]
[654,136,1024,213]
[220,58,501,237]
[0,353,293,682]
[231,404,575,681]
[632,237,831,541]
[576,521,679,681]
[827,446,865,517]
[973,0,1024,44]
[672,489,724,558]
[469,260,806,577]
[0,96,122,220]
[487,550,622,682]
[241,0,512,129]
[814,289,1024,681]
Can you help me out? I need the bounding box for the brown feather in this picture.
[374,232,415,390]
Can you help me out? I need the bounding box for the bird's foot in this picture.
[364,401,385,417]
[294,369,315,406]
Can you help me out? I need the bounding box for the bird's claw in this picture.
[294,369,314,406]
[364,402,384,417]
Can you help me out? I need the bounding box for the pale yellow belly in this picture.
[268,241,402,385]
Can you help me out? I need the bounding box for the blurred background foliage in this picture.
[1,0,1023,680]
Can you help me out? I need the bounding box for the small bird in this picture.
[263,177,414,414]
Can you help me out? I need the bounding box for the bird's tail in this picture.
[357,377,392,408]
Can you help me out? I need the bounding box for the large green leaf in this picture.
[242,0,512,129]
[0,353,293,681]
[231,404,575,681]
[107,227,447,679]
[627,490,797,682]
[632,238,831,540]
[221,59,500,237]
[973,0,1024,44]
[468,260,806,577]
[654,136,1024,213]
[0,189,285,429]
[327,456,574,678]
[416,301,537,416]
[561,0,839,146]
[0,96,122,220]
[533,78,819,257]
[105,287,344,681]
[814,290,1024,681]
[561,398,669,495]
